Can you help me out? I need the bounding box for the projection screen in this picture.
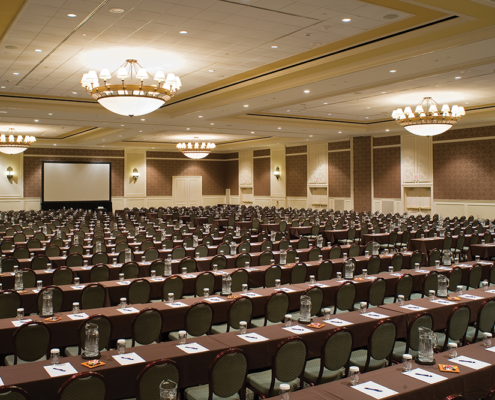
[42,162,111,202]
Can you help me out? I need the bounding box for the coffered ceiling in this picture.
[0,0,495,152]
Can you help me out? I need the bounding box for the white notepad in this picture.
[324,318,354,327]
[242,292,262,298]
[237,333,269,343]
[400,304,428,311]
[71,285,85,290]
[117,307,140,314]
[67,313,89,320]
[431,299,456,306]
[403,368,447,384]
[176,343,209,354]
[283,325,313,334]
[361,312,389,319]
[44,363,78,378]
[167,302,188,308]
[275,287,295,293]
[11,319,32,327]
[112,352,145,365]
[117,281,131,285]
[459,294,484,300]
[151,277,165,282]
[352,381,398,399]
[450,356,491,370]
[204,297,226,303]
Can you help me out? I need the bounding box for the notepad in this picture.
[242,292,262,298]
[274,287,296,293]
[116,307,140,314]
[283,325,313,334]
[44,363,78,378]
[204,297,226,303]
[44,270,54,274]
[167,302,188,308]
[71,285,85,290]
[361,312,389,319]
[117,281,131,285]
[431,299,456,305]
[403,368,447,384]
[237,333,269,342]
[67,313,89,320]
[449,356,490,370]
[400,304,428,311]
[11,319,32,327]
[112,352,145,365]
[150,277,165,281]
[459,294,484,300]
[324,318,354,327]
[176,343,209,354]
[352,381,398,399]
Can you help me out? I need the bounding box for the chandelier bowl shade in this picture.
[0,129,36,154]
[177,139,216,159]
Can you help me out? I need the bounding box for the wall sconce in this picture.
[132,168,139,181]
[274,166,281,180]
[6,166,13,181]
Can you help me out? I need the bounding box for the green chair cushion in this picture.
[349,349,387,372]
[185,384,240,400]
[247,370,298,397]
[4,354,46,366]
[168,331,205,341]
[391,341,419,363]
[465,326,485,344]
[304,358,343,384]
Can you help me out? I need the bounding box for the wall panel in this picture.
[353,137,372,212]
[253,157,270,196]
[373,147,401,198]
[286,154,307,197]
[328,151,351,198]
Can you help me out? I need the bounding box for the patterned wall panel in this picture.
[286,154,307,197]
[253,149,270,157]
[24,156,124,197]
[25,149,124,157]
[328,151,351,198]
[239,151,253,186]
[308,144,328,185]
[433,125,495,141]
[147,151,237,160]
[373,136,400,146]
[353,137,372,212]
[373,147,401,198]
[433,139,495,200]
[286,145,307,155]
[253,157,270,196]
[146,159,226,196]
[225,160,239,196]
[328,141,350,151]
[401,135,416,182]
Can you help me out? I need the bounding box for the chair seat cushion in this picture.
[4,354,46,366]
[465,326,485,344]
[435,332,461,351]
[169,331,204,341]
[391,341,419,362]
[304,358,343,384]
[185,384,240,400]
[349,349,387,372]
[247,370,298,397]
[250,319,282,328]
[64,346,80,357]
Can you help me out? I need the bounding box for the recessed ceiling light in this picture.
[390,70,396,73]
[102,139,105,141]
[72,92,77,94]
[186,128,190,130]
[54,144,57,146]
[309,135,313,137]
[119,135,122,137]
[198,116,203,118]
[34,120,39,122]
[367,107,370,109]
[35,49,42,52]
[251,131,254,134]
[141,118,145,121]
[109,8,125,13]
[328,113,331,116]
[13,72,19,75]
[342,18,351,22]
[180,30,188,34]
[304,90,310,93]
[278,127,281,129]
[0,86,5,89]
[386,129,390,132]
[455,76,462,79]
[381,92,386,94]
[271,45,278,49]
[210,123,214,125]
[323,102,327,105]
[365,117,369,119]
[243,105,248,107]
[67,13,77,17]
[338,131,342,134]
[286,110,290,112]
[139,130,142,132]
[121,124,125,126]
[208,70,215,73]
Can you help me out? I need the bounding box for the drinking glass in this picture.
[388,266,393,274]
[483,332,492,348]
[475,255,481,261]
[349,366,360,386]
[16,308,24,320]
[37,280,43,290]
[151,270,156,279]
[47,263,53,271]
[72,302,80,313]
[50,348,60,365]
[203,288,209,298]
[456,285,463,296]
[117,339,126,354]
[359,302,367,313]
[279,384,290,400]
[168,293,174,304]
[365,251,369,257]
[120,297,127,308]
[275,279,281,289]
[239,321,247,335]
[429,290,435,300]
[343,253,348,260]
[212,264,218,272]
[284,314,292,327]
[435,260,440,268]
[119,273,124,282]
[421,234,425,238]
[242,284,248,294]
[113,258,117,265]
[323,308,331,320]
[362,269,368,277]
[270,259,275,265]
[415,263,420,272]
[74,277,80,286]
[402,354,413,371]
[245,261,250,268]
[482,280,489,291]
[398,295,405,306]
[309,275,316,284]
[182,267,187,275]
[336,272,342,279]
[178,330,187,345]
[448,343,457,358]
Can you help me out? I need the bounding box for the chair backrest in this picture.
[366,320,397,371]
[231,269,249,292]
[317,260,333,281]
[69,244,84,255]
[136,359,180,400]
[77,315,113,354]
[448,267,463,292]
[118,249,135,263]
[305,286,323,316]
[66,253,84,267]
[319,328,353,383]
[129,279,152,304]
[0,290,22,319]
[286,248,297,263]
[264,265,282,288]
[210,348,248,399]
[407,312,434,352]
[443,235,453,250]
[348,243,360,258]
[31,255,49,271]
[334,281,356,313]
[259,251,274,266]
[57,372,106,400]
[422,271,438,297]
[195,272,215,297]
[236,253,251,268]
[391,253,403,271]
[297,237,309,249]
[366,255,380,275]
[237,241,251,254]
[367,278,386,307]
[91,252,109,265]
[13,321,51,364]
[264,292,289,325]
[0,257,19,273]
[0,386,30,399]
[443,305,471,350]
[80,283,106,310]
[291,262,307,284]
[227,296,253,331]
[37,286,64,314]
[162,276,184,300]
[52,266,74,285]
[217,243,230,255]
[211,254,227,270]
[271,337,307,395]
[149,259,165,276]
[468,264,483,289]
[13,247,29,260]
[308,247,321,261]
[194,245,209,258]
[132,308,162,346]
[179,257,196,273]
[21,269,36,288]
[185,302,213,337]
[409,251,422,269]
[89,264,110,283]
[121,262,139,279]
[395,274,414,301]
[476,299,495,335]
[329,245,342,259]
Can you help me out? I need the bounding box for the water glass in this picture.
[242,283,248,294]
[279,383,290,400]
[482,280,489,291]
[113,258,117,265]
[212,264,218,272]
[388,266,393,274]
[270,259,275,265]
[414,263,420,272]
[203,288,209,298]
[117,339,126,354]
[448,343,457,358]
[37,280,43,290]
[384,248,389,254]
[483,332,492,348]
[178,330,187,345]
[119,273,124,282]
[402,354,413,371]
[295,257,300,264]
[362,269,368,277]
[50,348,60,365]
[323,308,331,320]
[456,285,463,296]
[359,302,367,313]
[421,234,425,238]
[349,366,360,386]
[83,260,88,267]
[336,272,342,279]
[150,270,156,279]
[167,293,174,304]
[275,279,281,289]
[239,321,247,335]
[284,314,292,327]
[120,297,127,308]
[72,302,80,313]
[475,255,481,261]
[365,251,369,257]
[343,253,348,260]
[309,275,316,284]
[435,260,440,268]
[429,290,435,300]
[16,308,24,320]
[47,263,53,271]
[245,261,250,268]
[74,277,80,286]
[398,294,405,306]
[182,267,187,275]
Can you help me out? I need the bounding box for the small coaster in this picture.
[81,360,106,369]
[447,296,461,301]
[44,316,62,322]
[307,322,324,329]
[438,364,460,373]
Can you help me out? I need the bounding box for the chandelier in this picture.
[392,97,465,136]
[0,128,36,154]
[81,59,181,117]
[177,137,216,159]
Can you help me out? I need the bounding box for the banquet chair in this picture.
[332,281,356,314]
[140,240,154,252]
[247,337,307,398]
[308,247,321,261]
[436,305,471,351]
[349,320,397,372]
[317,260,333,281]
[5,321,51,365]
[251,292,289,327]
[467,263,483,289]
[115,241,129,254]
[0,240,14,251]
[409,251,422,269]
[366,255,380,275]
[131,308,162,346]
[0,290,21,319]
[0,386,30,399]
[304,328,353,385]
[31,254,49,270]
[291,262,307,284]
[118,249,135,264]
[348,243,360,258]
[149,259,165,276]
[37,286,64,314]
[121,262,139,279]
[168,302,213,340]
[428,249,441,266]
[390,253,403,271]
[329,245,342,260]
[259,251,274,266]
[297,237,309,249]
[397,230,410,249]
[66,253,84,267]
[162,276,184,300]
[68,244,84,255]
[161,239,174,249]
[171,246,186,260]
[286,248,297,263]
[216,243,229,255]
[185,348,248,400]
[361,277,386,309]
[194,244,208,258]
[13,233,26,243]
[179,257,196,273]
[202,236,214,246]
[13,247,29,259]
[384,274,413,304]
[231,269,249,292]
[448,267,463,292]
[144,247,159,261]
[128,279,151,304]
[65,314,113,357]
[53,266,74,285]
[392,312,433,361]
[136,359,180,400]
[211,296,253,334]
[260,240,272,252]
[26,238,40,249]
[411,271,438,300]
[90,264,110,282]
[466,299,495,343]
[57,372,106,400]
[21,269,36,288]
[91,251,108,265]
[279,238,290,250]
[80,283,106,310]
[211,254,227,270]
[183,238,193,247]
[237,241,251,254]
[264,265,282,288]
[195,272,215,297]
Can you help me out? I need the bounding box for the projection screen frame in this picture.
[41,161,113,211]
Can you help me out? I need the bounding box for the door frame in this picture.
[172,176,203,207]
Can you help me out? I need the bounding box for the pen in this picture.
[415,373,433,377]
[53,368,66,372]
[291,327,304,331]
[457,359,475,363]
[364,387,382,392]
[331,320,342,324]
[245,336,258,339]
[121,356,134,360]
[368,313,381,317]
[185,346,198,350]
